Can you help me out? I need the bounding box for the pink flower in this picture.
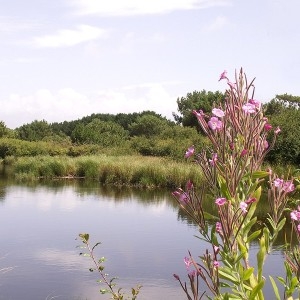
[212,108,225,118]
[229,142,234,150]
[242,103,256,114]
[186,180,193,191]
[219,70,228,81]
[213,245,220,254]
[274,178,284,188]
[297,224,300,233]
[215,197,226,206]
[209,153,218,166]
[283,181,295,193]
[249,99,261,110]
[216,222,222,233]
[239,201,248,214]
[275,127,281,134]
[264,123,272,131]
[245,197,257,204]
[213,261,220,268]
[172,190,189,204]
[227,81,236,89]
[184,257,192,269]
[188,270,196,279]
[185,145,195,158]
[241,149,248,157]
[273,179,294,193]
[263,140,269,149]
[291,210,300,221]
[208,117,223,131]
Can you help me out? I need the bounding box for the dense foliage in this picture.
[173,90,224,129]
[263,94,300,165]
[0,91,298,165]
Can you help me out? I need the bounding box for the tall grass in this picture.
[5,155,204,188]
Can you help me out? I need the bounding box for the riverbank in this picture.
[2,155,204,188]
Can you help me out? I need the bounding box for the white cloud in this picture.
[0,83,177,128]
[2,89,91,128]
[202,16,229,32]
[70,0,231,16]
[0,16,38,33]
[32,24,109,48]
[94,83,178,118]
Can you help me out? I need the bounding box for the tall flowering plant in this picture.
[173,69,298,299]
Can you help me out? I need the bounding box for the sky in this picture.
[0,0,300,129]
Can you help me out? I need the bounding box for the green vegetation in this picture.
[264,94,300,165]
[0,90,298,185]
[173,90,225,129]
[4,155,203,188]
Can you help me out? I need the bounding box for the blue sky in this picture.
[0,0,299,128]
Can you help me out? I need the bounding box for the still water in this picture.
[0,179,285,299]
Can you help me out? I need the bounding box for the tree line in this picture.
[0,92,299,164]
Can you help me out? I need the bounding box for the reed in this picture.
[8,155,204,187]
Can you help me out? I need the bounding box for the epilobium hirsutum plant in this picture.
[77,233,142,300]
[173,69,298,299]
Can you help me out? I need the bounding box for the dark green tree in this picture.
[71,119,129,146]
[0,121,15,138]
[173,90,224,129]
[15,120,54,141]
[274,93,300,109]
[128,115,171,137]
[264,94,300,165]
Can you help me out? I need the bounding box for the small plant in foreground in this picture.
[173,69,299,299]
[77,233,142,300]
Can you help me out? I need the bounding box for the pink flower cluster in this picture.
[209,153,218,166]
[273,178,295,193]
[215,197,226,206]
[242,99,261,114]
[290,207,300,233]
[216,221,222,233]
[184,145,195,158]
[208,108,225,132]
[172,189,189,204]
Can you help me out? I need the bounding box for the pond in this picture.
[0,179,286,299]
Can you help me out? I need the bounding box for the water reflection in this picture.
[0,179,203,299]
[0,178,294,299]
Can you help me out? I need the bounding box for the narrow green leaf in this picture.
[243,267,254,281]
[276,217,286,232]
[267,216,277,230]
[220,282,232,288]
[263,227,270,253]
[291,276,299,289]
[251,171,270,179]
[217,175,232,200]
[276,276,286,286]
[243,217,257,237]
[92,242,101,251]
[249,280,265,300]
[257,235,266,281]
[218,269,239,284]
[203,212,219,221]
[252,186,262,201]
[269,276,280,300]
[247,230,261,244]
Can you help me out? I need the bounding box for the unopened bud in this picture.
[173,274,180,280]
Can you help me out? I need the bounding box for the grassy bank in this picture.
[2,155,204,188]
